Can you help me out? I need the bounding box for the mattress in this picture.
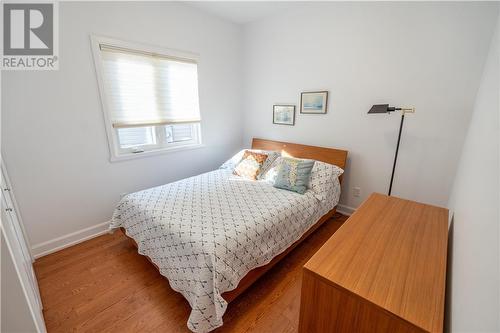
[109,168,340,333]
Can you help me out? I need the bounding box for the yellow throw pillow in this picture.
[233,150,268,180]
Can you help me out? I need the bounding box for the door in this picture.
[1,163,46,332]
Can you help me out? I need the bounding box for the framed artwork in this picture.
[300,91,328,114]
[273,105,296,125]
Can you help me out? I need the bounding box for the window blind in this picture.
[100,44,201,128]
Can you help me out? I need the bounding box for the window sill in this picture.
[109,143,206,162]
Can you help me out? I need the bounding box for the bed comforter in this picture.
[109,169,340,332]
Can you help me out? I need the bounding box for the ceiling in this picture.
[185,1,300,24]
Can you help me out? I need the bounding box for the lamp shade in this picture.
[368,104,390,114]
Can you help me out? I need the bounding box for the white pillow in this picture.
[308,161,344,201]
[261,156,282,183]
[220,149,280,179]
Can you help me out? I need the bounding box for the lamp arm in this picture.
[400,107,415,114]
[388,107,415,114]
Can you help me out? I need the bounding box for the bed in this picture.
[109,138,348,333]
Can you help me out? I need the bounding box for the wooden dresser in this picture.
[299,193,449,333]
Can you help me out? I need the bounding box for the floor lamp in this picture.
[368,104,415,196]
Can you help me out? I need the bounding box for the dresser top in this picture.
[304,193,449,332]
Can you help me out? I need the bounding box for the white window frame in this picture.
[90,35,204,162]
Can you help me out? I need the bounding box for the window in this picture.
[91,36,202,160]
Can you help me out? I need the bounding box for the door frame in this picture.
[1,160,46,332]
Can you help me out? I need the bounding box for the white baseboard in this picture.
[31,221,110,259]
[336,204,356,216]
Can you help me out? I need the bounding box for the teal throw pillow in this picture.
[273,157,315,194]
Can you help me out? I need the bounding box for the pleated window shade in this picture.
[100,44,201,129]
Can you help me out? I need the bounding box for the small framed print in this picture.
[300,91,328,114]
[273,105,296,125]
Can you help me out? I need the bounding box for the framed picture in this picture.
[273,105,296,125]
[300,91,328,114]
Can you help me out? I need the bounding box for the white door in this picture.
[1,163,46,332]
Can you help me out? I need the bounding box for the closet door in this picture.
[1,164,46,332]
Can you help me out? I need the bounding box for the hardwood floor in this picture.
[34,213,347,333]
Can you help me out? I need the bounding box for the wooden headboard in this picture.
[252,138,348,172]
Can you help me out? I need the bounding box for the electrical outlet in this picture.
[353,187,361,197]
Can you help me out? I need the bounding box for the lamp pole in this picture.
[388,113,405,196]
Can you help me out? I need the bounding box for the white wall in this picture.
[1,2,243,251]
[242,2,499,210]
[447,17,499,333]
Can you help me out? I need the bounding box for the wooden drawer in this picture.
[299,193,449,333]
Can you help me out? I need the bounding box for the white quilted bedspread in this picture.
[110,169,340,333]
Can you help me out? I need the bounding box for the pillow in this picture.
[273,157,315,194]
[308,161,344,201]
[220,149,280,178]
[258,150,281,179]
[261,156,282,183]
[233,150,269,180]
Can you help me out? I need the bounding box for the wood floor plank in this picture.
[34,213,347,332]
